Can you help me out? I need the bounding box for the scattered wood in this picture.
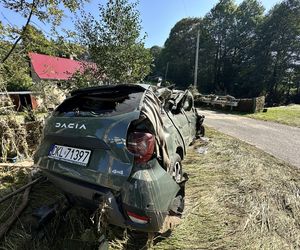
[0,161,33,168]
[0,176,43,204]
[0,176,31,239]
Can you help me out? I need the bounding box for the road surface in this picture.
[199,110,300,168]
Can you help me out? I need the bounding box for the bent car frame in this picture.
[34,84,204,233]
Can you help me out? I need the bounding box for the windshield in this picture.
[53,91,144,117]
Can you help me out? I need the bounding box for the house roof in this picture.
[28,52,95,81]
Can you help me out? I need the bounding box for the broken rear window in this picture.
[53,91,144,117]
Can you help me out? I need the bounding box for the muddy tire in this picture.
[169,153,183,183]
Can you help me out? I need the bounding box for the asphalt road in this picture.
[199,110,300,168]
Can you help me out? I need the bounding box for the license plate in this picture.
[48,145,91,166]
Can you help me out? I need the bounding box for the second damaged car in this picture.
[34,84,204,233]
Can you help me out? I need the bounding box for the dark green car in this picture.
[34,84,204,233]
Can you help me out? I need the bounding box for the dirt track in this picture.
[199,110,300,168]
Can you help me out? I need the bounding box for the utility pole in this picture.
[194,30,200,88]
[164,62,169,83]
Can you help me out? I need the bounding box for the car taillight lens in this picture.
[126,211,149,224]
[127,132,155,163]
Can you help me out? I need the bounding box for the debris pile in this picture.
[0,116,29,162]
[0,112,44,162]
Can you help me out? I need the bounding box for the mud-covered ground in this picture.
[1,128,300,249]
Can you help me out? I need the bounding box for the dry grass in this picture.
[0,113,44,162]
[154,128,300,249]
[1,128,300,249]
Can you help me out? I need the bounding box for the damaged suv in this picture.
[34,84,204,233]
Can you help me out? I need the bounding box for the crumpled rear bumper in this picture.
[42,170,167,232]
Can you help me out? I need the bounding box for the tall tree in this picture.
[77,0,152,83]
[147,45,163,81]
[159,18,201,89]
[0,0,87,63]
[203,0,237,94]
[230,0,265,97]
[257,0,300,104]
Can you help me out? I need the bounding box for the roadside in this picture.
[200,109,300,168]
[246,104,300,128]
[154,128,300,249]
[1,128,300,249]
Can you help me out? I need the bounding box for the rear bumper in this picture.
[42,170,166,232]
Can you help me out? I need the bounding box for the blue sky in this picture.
[1,0,282,48]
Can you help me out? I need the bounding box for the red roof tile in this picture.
[28,52,95,80]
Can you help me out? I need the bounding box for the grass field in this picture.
[1,128,300,249]
[154,128,300,249]
[246,104,300,127]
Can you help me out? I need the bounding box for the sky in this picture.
[0,0,283,48]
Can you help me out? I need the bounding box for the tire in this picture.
[168,154,185,217]
[199,125,205,137]
[169,153,183,183]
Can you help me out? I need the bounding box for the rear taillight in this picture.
[126,211,149,224]
[127,132,155,164]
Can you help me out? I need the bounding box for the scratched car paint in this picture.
[34,84,204,233]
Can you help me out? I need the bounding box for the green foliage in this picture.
[147,45,163,81]
[0,22,87,91]
[30,80,66,110]
[67,66,103,91]
[0,0,88,91]
[256,0,300,104]
[0,41,33,91]
[22,25,52,55]
[77,0,152,83]
[160,18,201,89]
[0,0,87,28]
[155,0,300,105]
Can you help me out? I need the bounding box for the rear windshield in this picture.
[53,91,144,117]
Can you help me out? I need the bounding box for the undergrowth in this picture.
[1,128,300,249]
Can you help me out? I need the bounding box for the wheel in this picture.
[199,124,205,137]
[169,154,183,183]
[169,154,185,218]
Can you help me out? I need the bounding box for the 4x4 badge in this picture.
[55,123,87,130]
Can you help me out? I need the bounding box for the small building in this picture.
[1,53,98,111]
[28,52,96,82]
[0,91,38,111]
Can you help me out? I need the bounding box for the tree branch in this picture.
[0,176,32,239]
[1,0,36,64]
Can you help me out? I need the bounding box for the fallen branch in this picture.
[0,161,33,168]
[0,176,43,204]
[0,177,31,239]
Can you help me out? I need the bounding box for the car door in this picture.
[181,92,197,142]
[168,91,196,146]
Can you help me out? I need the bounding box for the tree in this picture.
[230,0,265,97]
[203,0,237,94]
[147,45,163,81]
[0,0,87,63]
[159,18,201,89]
[256,0,300,104]
[77,0,152,83]
[21,25,53,55]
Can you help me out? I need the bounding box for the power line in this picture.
[181,0,188,16]
[1,12,14,26]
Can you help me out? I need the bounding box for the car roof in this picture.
[70,84,152,96]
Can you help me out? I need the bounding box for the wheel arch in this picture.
[176,147,184,160]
